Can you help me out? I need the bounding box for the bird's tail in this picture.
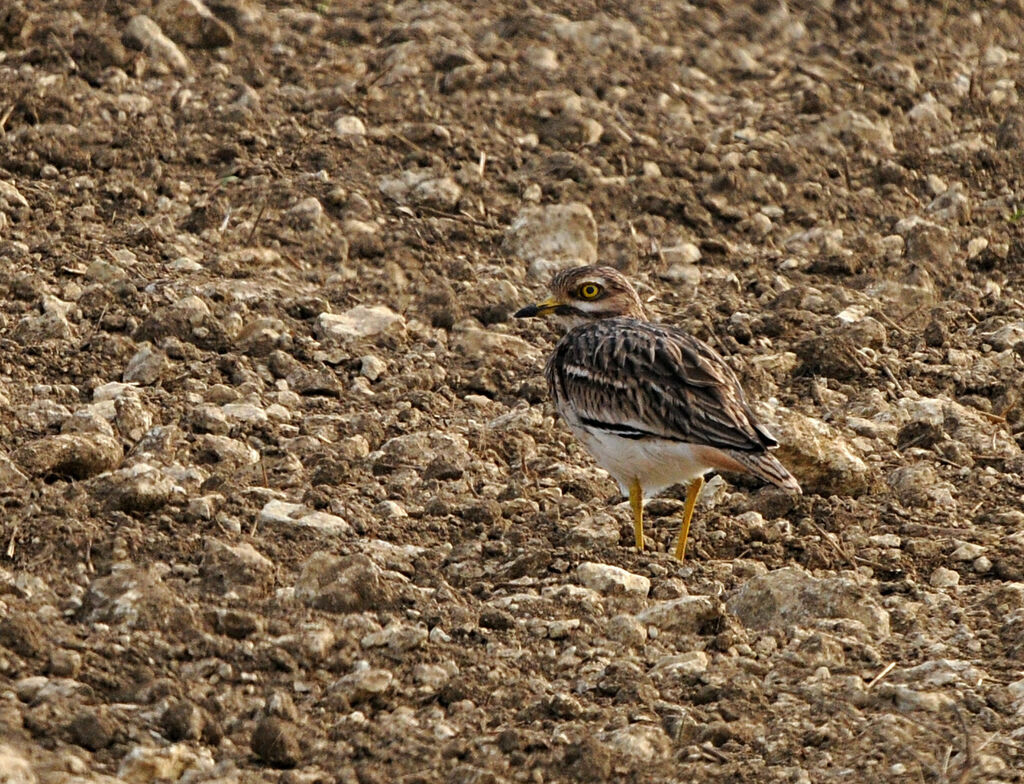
[726,450,802,494]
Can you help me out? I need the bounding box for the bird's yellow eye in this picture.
[578,283,602,300]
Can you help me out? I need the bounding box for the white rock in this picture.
[868,533,902,548]
[297,511,353,535]
[0,744,35,784]
[660,242,701,265]
[0,180,29,209]
[333,668,393,701]
[726,566,890,637]
[334,115,367,137]
[602,724,670,763]
[93,381,140,401]
[929,567,960,588]
[117,742,212,781]
[316,306,405,342]
[649,651,710,678]
[379,170,462,210]
[361,622,428,652]
[576,562,650,597]
[771,406,871,496]
[287,196,324,228]
[635,595,718,634]
[123,343,167,385]
[374,500,408,518]
[123,15,191,74]
[259,500,351,535]
[504,202,598,276]
[567,514,620,550]
[360,355,387,381]
[950,542,985,561]
[221,403,268,423]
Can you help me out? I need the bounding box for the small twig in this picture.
[390,131,427,155]
[77,304,109,350]
[0,104,13,132]
[414,203,497,229]
[873,308,911,336]
[866,661,896,689]
[881,363,905,393]
[246,199,267,245]
[6,522,17,558]
[49,32,78,72]
[952,704,973,784]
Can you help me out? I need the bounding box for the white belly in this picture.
[571,424,711,498]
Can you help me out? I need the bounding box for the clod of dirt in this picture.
[0,612,45,658]
[199,538,275,595]
[68,710,118,752]
[725,566,889,638]
[294,553,399,614]
[13,433,122,480]
[160,700,206,742]
[251,717,302,768]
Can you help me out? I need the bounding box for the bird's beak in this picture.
[514,296,561,319]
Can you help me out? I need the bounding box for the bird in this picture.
[514,264,800,561]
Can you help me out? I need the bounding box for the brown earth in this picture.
[2,0,1024,782]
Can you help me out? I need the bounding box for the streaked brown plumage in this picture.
[515,264,800,560]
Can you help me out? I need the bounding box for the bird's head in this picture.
[514,265,647,328]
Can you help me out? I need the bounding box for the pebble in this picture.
[503,202,598,277]
[316,305,405,342]
[200,538,275,594]
[605,614,647,646]
[287,197,325,229]
[103,464,177,512]
[567,514,620,550]
[0,745,34,784]
[603,723,671,763]
[360,355,387,381]
[576,562,651,597]
[333,667,394,702]
[361,622,427,653]
[649,651,709,678]
[950,542,985,561]
[334,115,368,138]
[726,566,890,638]
[635,596,719,634]
[929,567,961,589]
[379,169,462,211]
[259,500,352,535]
[294,553,398,614]
[772,407,872,496]
[123,15,191,74]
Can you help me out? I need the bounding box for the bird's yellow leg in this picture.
[673,476,705,561]
[629,478,644,551]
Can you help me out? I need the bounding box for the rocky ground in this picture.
[2,0,1024,781]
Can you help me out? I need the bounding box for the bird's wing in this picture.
[546,319,775,452]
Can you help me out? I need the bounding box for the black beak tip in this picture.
[514,304,539,318]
